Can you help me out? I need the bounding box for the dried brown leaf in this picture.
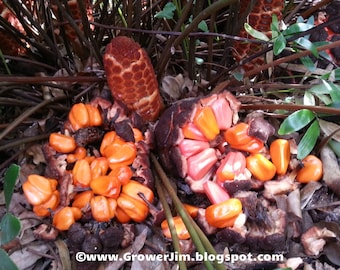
[10,242,49,269]
[318,119,340,142]
[105,227,148,270]
[324,242,340,266]
[320,145,340,196]
[300,181,322,209]
[26,145,46,165]
[55,239,71,270]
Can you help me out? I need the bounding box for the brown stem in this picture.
[300,0,333,19]
[0,76,105,84]
[0,96,68,141]
[0,134,49,152]
[240,103,340,115]
[244,39,340,78]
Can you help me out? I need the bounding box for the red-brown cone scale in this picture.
[104,36,164,122]
[233,0,284,71]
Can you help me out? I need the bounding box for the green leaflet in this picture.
[273,33,286,55]
[244,23,269,41]
[282,22,314,37]
[278,109,315,135]
[155,2,176,19]
[0,213,21,246]
[294,37,318,57]
[4,164,19,211]
[0,249,18,270]
[297,120,320,159]
[300,56,316,72]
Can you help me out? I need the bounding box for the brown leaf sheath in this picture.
[233,0,284,71]
[104,36,164,122]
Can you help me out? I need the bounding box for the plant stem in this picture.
[0,134,49,152]
[155,174,187,270]
[240,103,340,115]
[0,76,105,84]
[157,0,238,80]
[151,154,213,269]
[245,39,340,78]
[151,154,225,270]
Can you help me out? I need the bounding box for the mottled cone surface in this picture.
[233,0,284,71]
[104,36,163,122]
[61,0,93,42]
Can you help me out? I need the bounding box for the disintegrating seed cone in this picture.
[104,36,164,121]
[233,0,284,71]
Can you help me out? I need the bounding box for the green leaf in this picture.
[294,37,318,57]
[304,91,315,105]
[334,68,340,81]
[310,80,336,94]
[155,2,176,19]
[309,83,330,94]
[231,71,243,81]
[278,109,315,135]
[296,16,304,23]
[326,101,340,109]
[0,213,21,246]
[195,57,204,65]
[327,82,340,102]
[318,118,340,142]
[282,22,314,37]
[311,80,340,102]
[323,68,340,81]
[315,93,332,105]
[198,20,208,32]
[244,23,269,41]
[300,56,316,72]
[273,33,286,55]
[271,14,280,37]
[4,164,19,211]
[319,50,333,62]
[297,120,320,159]
[306,15,315,26]
[0,249,18,270]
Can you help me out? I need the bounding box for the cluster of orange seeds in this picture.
[23,102,154,231]
[168,95,323,186]
[156,92,324,239]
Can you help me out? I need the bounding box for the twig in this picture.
[0,134,49,152]
[0,76,105,84]
[240,103,340,115]
[0,96,67,141]
[244,39,340,78]
[300,0,333,19]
